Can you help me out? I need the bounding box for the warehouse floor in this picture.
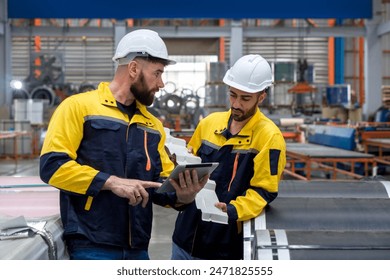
[0,157,176,260]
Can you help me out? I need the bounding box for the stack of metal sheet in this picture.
[0,215,68,260]
[0,176,67,260]
[244,180,390,260]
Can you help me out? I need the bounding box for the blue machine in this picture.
[307,125,356,151]
[325,84,353,108]
[306,124,363,174]
[375,108,390,122]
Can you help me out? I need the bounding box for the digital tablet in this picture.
[156,162,219,193]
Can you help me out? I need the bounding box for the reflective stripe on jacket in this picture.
[172,108,286,259]
[40,82,175,249]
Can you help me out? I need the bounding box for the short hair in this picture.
[135,55,170,67]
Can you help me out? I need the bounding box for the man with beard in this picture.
[40,29,208,260]
[171,54,286,260]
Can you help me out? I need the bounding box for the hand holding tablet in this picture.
[156,163,219,194]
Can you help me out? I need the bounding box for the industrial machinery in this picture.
[287,59,318,116]
[10,52,95,107]
[293,122,390,177]
[148,82,206,132]
[306,124,356,150]
[320,83,363,123]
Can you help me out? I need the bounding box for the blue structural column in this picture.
[334,19,345,84]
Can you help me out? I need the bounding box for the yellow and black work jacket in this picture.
[40,82,175,250]
[172,108,286,259]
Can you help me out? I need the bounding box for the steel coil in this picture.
[30,86,56,106]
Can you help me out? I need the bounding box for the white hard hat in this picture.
[223,54,273,93]
[112,29,176,65]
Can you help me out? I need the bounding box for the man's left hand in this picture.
[170,169,209,204]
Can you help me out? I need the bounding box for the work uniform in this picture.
[172,108,286,259]
[40,82,175,251]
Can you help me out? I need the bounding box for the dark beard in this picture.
[231,102,258,122]
[130,72,155,106]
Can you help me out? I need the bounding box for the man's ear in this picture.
[127,60,139,78]
[258,92,267,105]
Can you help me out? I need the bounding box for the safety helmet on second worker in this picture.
[112,29,176,65]
[223,54,273,93]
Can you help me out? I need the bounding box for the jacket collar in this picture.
[98,82,117,107]
[214,108,263,145]
[97,82,152,124]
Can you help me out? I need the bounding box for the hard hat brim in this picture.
[223,73,272,93]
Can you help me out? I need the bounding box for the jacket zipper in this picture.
[144,130,151,171]
[228,152,240,192]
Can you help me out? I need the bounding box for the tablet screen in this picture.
[156,162,219,193]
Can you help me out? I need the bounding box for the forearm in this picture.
[228,189,269,221]
[40,153,108,196]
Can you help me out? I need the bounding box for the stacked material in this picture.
[0,215,68,260]
[244,180,390,260]
[0,176,67,260]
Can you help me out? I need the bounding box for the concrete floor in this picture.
[0,157,177,260]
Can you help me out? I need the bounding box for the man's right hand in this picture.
[103,176,161,207]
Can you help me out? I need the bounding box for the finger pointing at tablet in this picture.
[103,175,161,207]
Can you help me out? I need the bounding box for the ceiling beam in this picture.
[10,25,367,38]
